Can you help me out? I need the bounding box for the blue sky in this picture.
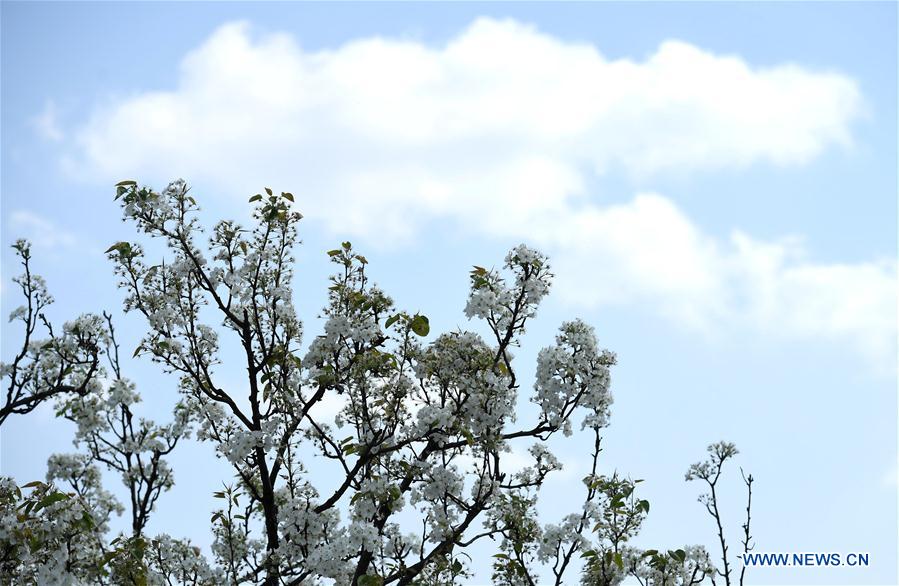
[1,2,896,584]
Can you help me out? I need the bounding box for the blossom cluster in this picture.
[411,331,515,442]
[0,478,106,584]
[534,319,616,435]
[464,245,551,337]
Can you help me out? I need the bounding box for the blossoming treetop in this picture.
[1,180,753,586]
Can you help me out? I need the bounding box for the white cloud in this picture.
[8,210,78,251]
[70,18,861,229]
[33,100,64,142]
[540,195,896,363]
[884,459,898,488]
[62,19,895,363]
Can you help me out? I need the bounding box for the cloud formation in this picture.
[32,100,65,143]
[542,195,896,363]
[74,19,861,188]
[63,18,894,362]
[8,210,78,251]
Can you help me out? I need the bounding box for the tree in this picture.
[685,442,755,586]
[0,179,755,585]
[1,241,105,426]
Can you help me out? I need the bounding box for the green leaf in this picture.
[35,491,68,511]
[264,187,273,196]
[105,242,131,255]
[358,576,383,586]
[115,180,137,187]
[613,552,624,570]
[410,314,430,337]
[249,194,263,203]
[282,192,294,202]
[100,550,118,568]
[384,314,400,329]
[327,249,342,257]
[78,510,95,531]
